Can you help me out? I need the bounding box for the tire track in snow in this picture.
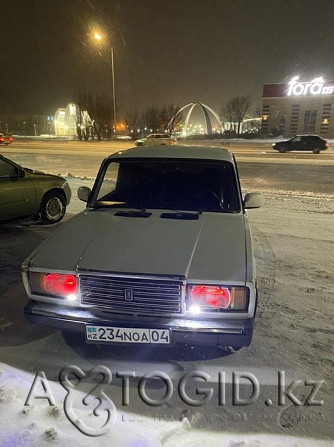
[251,225,277,321]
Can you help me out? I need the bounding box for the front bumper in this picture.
[24,301,254,348]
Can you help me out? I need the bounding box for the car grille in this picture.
[80,274,183,315]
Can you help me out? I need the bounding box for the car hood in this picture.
[29,210,247,282]
[24,168,66,181]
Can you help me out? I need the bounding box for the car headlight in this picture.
[272,143,276,147]
[186,285,249,313]
[29,271,78,302]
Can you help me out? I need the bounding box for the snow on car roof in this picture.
[107,145,235,162]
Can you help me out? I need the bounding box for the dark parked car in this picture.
[0,154,71,224]
[272,135,329,154]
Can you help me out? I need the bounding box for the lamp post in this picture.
[94,32,117,140]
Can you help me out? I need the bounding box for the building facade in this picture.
[0,114,52,136]
[261,76,334,138]
[54,103,77,137]
[54,103,92,138]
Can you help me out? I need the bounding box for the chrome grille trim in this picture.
[79,274,184,315]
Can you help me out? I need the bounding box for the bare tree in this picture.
[221,96,252,135]
[141,104,182,134]
[125,110,142,140]
[81,93,113,140]
[160,104,182,133]
[142,106,161,133]
[75,104,83,140]
[76,92,93,140]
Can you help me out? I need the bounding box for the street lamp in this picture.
[94,32,117,140]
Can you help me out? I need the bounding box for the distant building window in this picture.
[279,114,286,133]
[303,110,317,133]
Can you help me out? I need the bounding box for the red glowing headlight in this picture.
[42,273,77,296]
[190,285,231,308]
[187,285,248,312]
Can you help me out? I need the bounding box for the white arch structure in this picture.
[168,102,223,136]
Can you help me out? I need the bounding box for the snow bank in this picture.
[0,361,332,446]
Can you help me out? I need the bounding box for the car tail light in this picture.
[0,138,4,142]
[187,285,248,313]
[29,271,77,300]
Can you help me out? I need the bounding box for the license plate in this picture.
[86,326,170,344]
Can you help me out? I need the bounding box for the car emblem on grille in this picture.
[124,289,133,301]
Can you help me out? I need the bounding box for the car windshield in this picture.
[93,159,241,212]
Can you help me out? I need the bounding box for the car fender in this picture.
[243,212,256,283]
[27,174,71,207]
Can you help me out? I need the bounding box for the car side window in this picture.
[96,163,119,201]
[0,159,17,178]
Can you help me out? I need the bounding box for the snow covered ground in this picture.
[0,164,333,445]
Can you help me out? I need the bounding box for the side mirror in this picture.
[244,192,263,209]
[78,186,92,202]
[15,167,25,178]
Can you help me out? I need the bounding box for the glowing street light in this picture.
[93,31,117,140]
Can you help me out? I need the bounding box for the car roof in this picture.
[296,134,323,138]
[107,145,235,163]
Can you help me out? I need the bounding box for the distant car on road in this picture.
[272,135,329,154]
[0,132,14,145]
[0,155,71,224]
[136,133,177,147]
[116,135,132,140]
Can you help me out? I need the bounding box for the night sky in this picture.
[1,0,334,116]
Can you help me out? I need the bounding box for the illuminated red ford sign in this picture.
[287,76,334,96]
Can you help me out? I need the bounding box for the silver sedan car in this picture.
[23,146,262,351]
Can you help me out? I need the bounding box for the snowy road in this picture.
[0,144,333,445]
[2,140,334,200]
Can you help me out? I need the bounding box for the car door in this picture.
[0,158,36,221]
[145,135,156,146]
[301,136,312,151]
[290,136,302,150]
